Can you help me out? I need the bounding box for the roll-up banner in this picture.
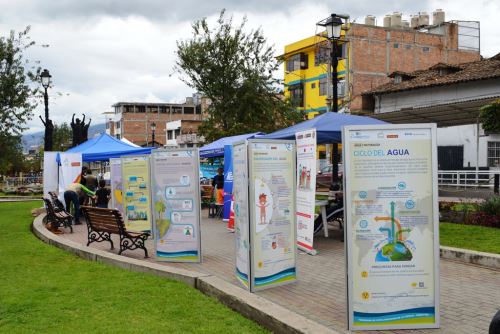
[233,141,250,288]
[121,155,152,233]
[57,153,82,202]
[223,145,234,222]
[343,124,440,330]
[295,129,317,254]
[110,158,123,213]
[151,148,202,262]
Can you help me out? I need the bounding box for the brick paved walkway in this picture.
[59,211,499,334]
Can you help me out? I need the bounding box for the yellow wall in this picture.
[283,34,347,120]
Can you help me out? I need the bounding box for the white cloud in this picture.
[0,0,496,134]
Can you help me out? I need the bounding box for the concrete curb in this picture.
[32,214,339,334]
[440,246,500,270]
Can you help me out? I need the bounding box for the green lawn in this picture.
[440,222,500,254]
[0,201,267,334]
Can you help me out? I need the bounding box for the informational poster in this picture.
[43,152,59,197]
[57,153,82,202]
[343,124,439,330]
[151,149,201,262]
[110,158,123,213]
[121,155,152,232]
[233,141,250,288]
[249,140,297,291]
[295,129,317,254]
[223,145,234,222]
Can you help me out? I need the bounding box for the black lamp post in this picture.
[151,122,156,147]
[318,14,344,187]
[39,69,53,151]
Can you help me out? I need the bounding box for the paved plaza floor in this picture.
[59,210,499,334]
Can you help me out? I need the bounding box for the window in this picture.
[311,83,316,89]
[159,106,167,113]
[288,84,304,107]
[167,131,173,140]
[405,44,412,50]
[487,142,500,167]
[286,53,307,72]
[136,106,145,113]
[106,122,110,129]
[319,77,327,96]
[184,107,194,114]
[423,47,430,53]
[315,43,345,66]
[195,105,202,114]
[393,43,399,48]
[172,107,182,114]
[124,105,134,113]
[115,134,121,140]
[147,106,158,113]
[116,121,121,129]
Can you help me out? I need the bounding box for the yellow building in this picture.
[282,34,348,119]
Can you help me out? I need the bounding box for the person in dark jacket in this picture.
[95,179,110,208]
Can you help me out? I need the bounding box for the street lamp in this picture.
[317,14,346,188]
[151,122,156,147]
[39,69,53,151]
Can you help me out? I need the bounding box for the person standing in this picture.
[84,170,98,191]
[95,179,111,208]
[212,167,224,205]
[64,182,95,225]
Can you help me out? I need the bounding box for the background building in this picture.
[106,96,203,146]
[165,120,204,148]
[282,9,480,118]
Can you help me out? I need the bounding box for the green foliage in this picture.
[0,202,268,333]
[0,26,41,137]
[479,99,500,134]
[477,196,500,217]
[53,122,72,151]
[176,10,304,142]
[0,133,26,174]
[440,222,500,254]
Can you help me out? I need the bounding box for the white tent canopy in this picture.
[120,137,140,147]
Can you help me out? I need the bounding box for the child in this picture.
[95,179,111,208]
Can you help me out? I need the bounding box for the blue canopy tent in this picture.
[199,132,264,158]
[66,133,153,162]
[260,112,387,143]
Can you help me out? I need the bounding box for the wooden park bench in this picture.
[80,206,150,258]
[48,191,67,213]
[43,197,73,233]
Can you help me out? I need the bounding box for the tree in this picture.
[176,10,303,142]
[52,122,73,151]
[0,133,26,175]
[0,26,41,136]
[479,99,500,134]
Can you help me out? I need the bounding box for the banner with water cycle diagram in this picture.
[343,124,439,331]
[151,149,201,262]
[122,155,152,233]
[248,139,297,292]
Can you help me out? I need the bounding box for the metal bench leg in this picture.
[321,205,329,238]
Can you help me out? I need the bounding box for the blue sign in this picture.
[223,145,234,221]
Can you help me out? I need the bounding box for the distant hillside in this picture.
[22,123,106,150]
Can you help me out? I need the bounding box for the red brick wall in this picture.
[348,23,480,112]
[121,113,202,145]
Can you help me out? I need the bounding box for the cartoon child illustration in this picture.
[256,193,270,225]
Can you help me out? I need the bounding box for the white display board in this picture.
[57,153,83,201]
[109,158,123,212]
[295,129,317,254]
[121,155,152,233]
[233,139,298,292]
[343,124,440,330]
[43,152,59,197]
[233,141,251,288]
[151,148,202,262]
